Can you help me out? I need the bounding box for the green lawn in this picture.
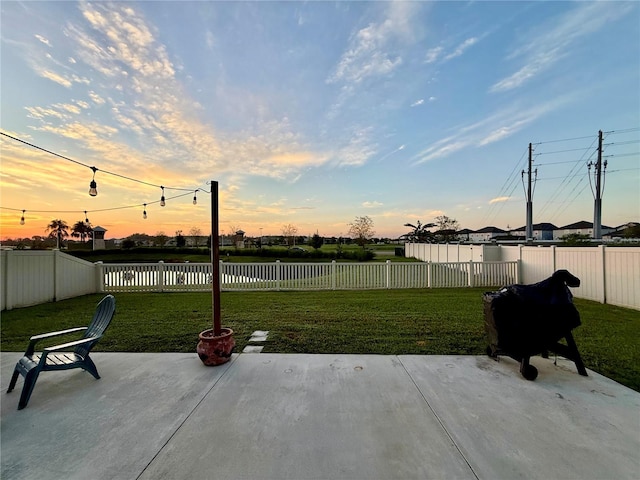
[2,289,638,391]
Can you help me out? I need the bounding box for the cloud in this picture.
[363,201,383,208]
[489,196,511,204]
[490,2,632,93]
[88,91,106,105]
[429,96,436,102]
[327,2,417,85]
[37,69,73,87]
[205,31,215,50]
[332,127,377,167]
[411,99,424,107]
[412,94,577,165]
[34,34,51,47]
[443,37,478,61]
[425,46,442,63]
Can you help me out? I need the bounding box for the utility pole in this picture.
[593,130,604,239]
[524,143,536,241]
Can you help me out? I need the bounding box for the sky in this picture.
[1,0,639,241]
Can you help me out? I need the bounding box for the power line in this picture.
[532,134,596,146]
[481,146,528,226]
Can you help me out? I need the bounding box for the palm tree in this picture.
[45,219,69,249]
[71,220,93,243]
[404,221,436,243]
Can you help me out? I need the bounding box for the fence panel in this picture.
[556,247,603,302]
[54,251,97,300]
[519,247,555,284]
[605,247,640,309]
[222,262,275,290]
[1,250,54,309]
[334,263,386,289]
[389,262,430,288]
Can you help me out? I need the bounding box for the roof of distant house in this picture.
[472,226,507,234]
[559,220,612,230]
[512,223,557,231]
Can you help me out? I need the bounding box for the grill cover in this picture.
[484,270,581,357]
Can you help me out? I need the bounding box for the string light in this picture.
[84,211,90,224]
[143,204,147,219]
[89,167,98,196]
[0,131,213,219]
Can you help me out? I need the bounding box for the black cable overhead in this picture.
[481,146,529,225]
[0,131,211,225]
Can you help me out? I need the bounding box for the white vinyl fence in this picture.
[406,243,640,310]
[3,246,638,310]
[1,250,98,310]
[99,260,518,293]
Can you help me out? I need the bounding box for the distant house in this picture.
[469,226,507,242]
[603,222,640,240]
[511,223,557,240]
[554,221,614,240]
[456,228,473,242]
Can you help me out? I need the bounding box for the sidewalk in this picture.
[1,352,638,479]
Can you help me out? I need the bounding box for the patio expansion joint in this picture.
[396,355,480,480]
[135,355,239,480]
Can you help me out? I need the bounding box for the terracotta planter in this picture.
[197,328,235,366]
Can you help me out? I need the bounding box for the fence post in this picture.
[276,260,281,291]
[53,250,60,302]
[5,250,13,310]
[95,261,105,292]
[468,260,474,287]
[599,245,607,304]
[331,260,336,290]
[386,260,391,289]
[427,261,432,288]
[158,261,164,293]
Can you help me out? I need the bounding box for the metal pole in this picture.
[526,143,533,241]
[593,130,603,239]
[211,180,221,336]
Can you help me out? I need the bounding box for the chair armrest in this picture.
[30,327,88,341]
[43,336,101,353]
[26,327,88,356]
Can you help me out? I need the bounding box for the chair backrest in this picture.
[75,295,116,357]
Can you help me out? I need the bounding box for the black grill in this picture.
[483,269,588,380]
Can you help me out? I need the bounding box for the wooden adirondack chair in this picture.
[7,295,116,410]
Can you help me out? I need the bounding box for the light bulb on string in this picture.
[89,167,98,196]
[143,204,147,219]
[84,211,90,224]
[193,190,198,205]
[20,210,25,225]
[160,186,166,207]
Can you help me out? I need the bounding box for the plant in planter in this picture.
[197,181,235,366]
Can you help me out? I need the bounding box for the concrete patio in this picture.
[1,352,638,479]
